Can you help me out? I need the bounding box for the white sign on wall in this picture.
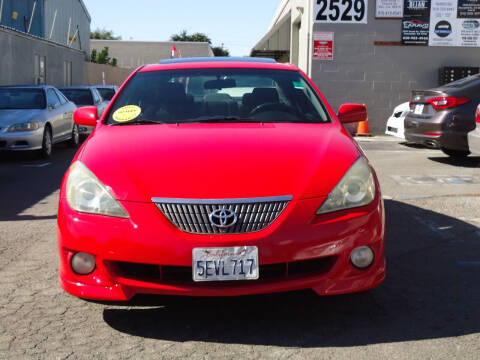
[429,0,480,46]
[429,0,457,46]
[314,0,368,24]
[375,0,403,18]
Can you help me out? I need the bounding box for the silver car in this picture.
[467,104,480,155]
[58,86,108,135]
[0,86,79,158]
[93,85,119,101]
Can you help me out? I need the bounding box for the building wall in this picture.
[312,1,480,134]
[0,0,44,37]
[0,0,90,55]
[44,0,90,55]
[83,62,134,87]
[0,26,84,86]
[90,40,214,69]
[255,0,480,134]
[254,0,312,73]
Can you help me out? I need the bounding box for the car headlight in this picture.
[7,122,40,132]
[66,161,129,218]
[316,157,375,215]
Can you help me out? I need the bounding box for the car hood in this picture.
[78,123,361,202]
[0,109,45,127]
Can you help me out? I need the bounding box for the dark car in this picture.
[92,85,119,101]
[58,86,108,134]
[404,75,480,157]
[0,85,78,157]
[405,75,480,157]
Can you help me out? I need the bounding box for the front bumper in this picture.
[468,128,480,155]
[385,117,405,139]
[78,125,94,135]
[58,195,386,301]
[0,128,44,151]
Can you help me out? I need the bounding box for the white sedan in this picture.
[385,102,411,139]
[467,104,480,155]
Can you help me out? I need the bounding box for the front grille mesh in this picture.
[154,197,291,234]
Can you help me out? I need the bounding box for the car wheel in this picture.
[39,127,53,158]
[68,124,80,147]
[441,147,470,158]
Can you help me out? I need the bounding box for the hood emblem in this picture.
[209,208,238,229]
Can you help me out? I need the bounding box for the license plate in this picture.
[192,246,259,282]
[414,104,424,114]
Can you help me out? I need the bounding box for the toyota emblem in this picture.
[209,208,238,229]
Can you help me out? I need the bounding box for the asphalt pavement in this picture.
[0,137,479,359]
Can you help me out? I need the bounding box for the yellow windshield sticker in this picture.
[112,105,141,122]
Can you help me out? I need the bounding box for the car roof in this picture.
[159,57,277,64]
[58,86,96,90]
[141,57,299,72]
[0,85,50,90]
[92,85,117,89]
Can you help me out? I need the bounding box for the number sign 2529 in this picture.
[314,0,368,24]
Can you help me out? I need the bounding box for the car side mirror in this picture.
[74,106,98,127]
[337,104,367,124]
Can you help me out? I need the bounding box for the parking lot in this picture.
[0,137,479,359]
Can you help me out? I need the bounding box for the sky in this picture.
[82,0,281,56]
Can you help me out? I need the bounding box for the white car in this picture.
[385,102,411,139]
[467,104,480,155]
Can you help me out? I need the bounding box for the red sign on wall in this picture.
[313,32,334,60]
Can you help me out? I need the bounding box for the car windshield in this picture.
[61,89,93,106]
[0,88,46,109]
[97,88,115,101]
[106,68,330,125]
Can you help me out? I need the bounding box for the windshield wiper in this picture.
[189,117,260,123]
[110,119,167,126]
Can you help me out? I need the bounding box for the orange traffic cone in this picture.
[355,118,372,136]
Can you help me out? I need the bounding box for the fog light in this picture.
[350,246,374,269]
[71,252,96,275]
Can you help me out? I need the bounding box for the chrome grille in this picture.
[153,196,292,234]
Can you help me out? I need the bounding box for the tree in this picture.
[212,45,229,57]
[90,47,118,67]
[169,30,229,57]
[90,28,121,40]
[90,48,97,63]
[170,30,211,44]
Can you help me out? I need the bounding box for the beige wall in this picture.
[83,62,134,86]
[90,40,214,69]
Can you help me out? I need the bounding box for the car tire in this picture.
[441,147,470,158]
[39,127,53,158]
[68,124,80,148]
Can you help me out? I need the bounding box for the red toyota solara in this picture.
[58,57,385,301]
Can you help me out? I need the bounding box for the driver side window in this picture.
[46,88,60,109]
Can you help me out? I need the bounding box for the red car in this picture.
[58,57,385,301]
